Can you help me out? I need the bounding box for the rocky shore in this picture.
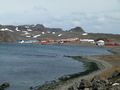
[34,46,120,90]
[68,70,120,90]
[35,54,111,90]
[54,47,120,90]
[52,56,112,90]
[35,56,100,90]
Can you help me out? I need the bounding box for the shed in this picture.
[96,40,105,46]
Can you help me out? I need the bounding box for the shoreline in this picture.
[36,54,112,90]
[52,47,120,90]
[53,55,113,90]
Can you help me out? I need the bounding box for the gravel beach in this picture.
[53,55,113,90]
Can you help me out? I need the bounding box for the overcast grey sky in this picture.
[0,0,120,34]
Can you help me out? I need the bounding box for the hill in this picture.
[69,27,85,33]
[0,24,119,43]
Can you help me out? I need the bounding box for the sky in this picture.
[0,0,120,34]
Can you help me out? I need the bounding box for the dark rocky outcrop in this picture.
[46,28,63,32]
[109,71,120,79]
[0,82,10,90]
[69,27,85,33]
[32,24,47,31]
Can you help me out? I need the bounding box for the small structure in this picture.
[58,38,79,43]
[80,39,95,44]
[18,40,25,44]
[41,32,45,34]
[18,40,39,44]
[82,33,88,36]
[26,36,31,38]
[58,34,62,37]
[52,32,55,34]
[40,41,49,44]
[47,31,51,33]
[96,40,105,46]
[27,29,32,31]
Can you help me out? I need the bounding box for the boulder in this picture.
[0,82,10,90]
[77,79,92,90]
[68,86,74,90]
[109,71,120,79]
[91,77,107,90]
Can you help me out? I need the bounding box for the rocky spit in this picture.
[68,71,120,90]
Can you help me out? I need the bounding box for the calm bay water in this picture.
[0,44,111,90]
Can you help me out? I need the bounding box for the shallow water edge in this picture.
[36,56,99,90]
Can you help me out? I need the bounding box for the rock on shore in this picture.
[0,82,10,90]
[68,71,120,90]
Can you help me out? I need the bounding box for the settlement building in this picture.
[96,40,105,46]
[80,39,95,44]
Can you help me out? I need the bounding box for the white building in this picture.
[80,39,95,44]
[27,29,32,31]
[82,33,88,36]
[42,32,45,34]
[26,36,31,38]
[52,32,56,34]
[18,40,39,44]
[58,34,62,37]
[96,40,105,46]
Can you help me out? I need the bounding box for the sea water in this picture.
[0,44,111,90]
